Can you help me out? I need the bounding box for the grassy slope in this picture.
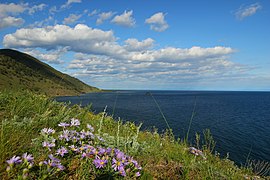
[0,90,267,179]
[0,49,99,96]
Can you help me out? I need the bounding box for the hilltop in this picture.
[0,49,99,96]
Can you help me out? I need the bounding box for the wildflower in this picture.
[93,159,108,169]
[112,158,124,171]
[41,128,55,135]
[48,154,60,163]
[42,141,55,150]
[85,131,94,139]
[56,164,65,171]
[6,166,11,172]
[58,122,70,127]
[119,166,126,176]
[115,150,126,161]
[70,118,80,127]
[90,147,99,156]
[56,147,68,157]
[22,153,34,164]
[87,124,94,132]
[98,147,106,156]
[38,161,43,166]
[6,156,22,166]
[69,145,78,152]
[22,168,29,179]
[135,171,141,177]
[79,131,86,139]
[44,154,64,170]
[96,136,104,142]
[128,157,141,169]
[77,146,84,153]
[59,130,70,141]
[106,147,112,155]
[81,152,87,158]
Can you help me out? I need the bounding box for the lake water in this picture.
[55,90,270,165]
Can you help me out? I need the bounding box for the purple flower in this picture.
[98,147,106,156]
[69,145,78,152]
[56,147,68,157]
[79,131,86,139]
[58,122,70,127]
[81,152,87,158]
[135,171,141,177]
[112,158,124,171]
[70,118,80,127]
[119,166,126,177]
[93,159,108,169]
[22,153,34,163]
[90,148,99,156]
[96,136,104,142]
[6,156,22,165]
[115,150,126,161]
[78,145,87,153]
[87,124,94,132]
[56,164,65,171]
[43,159,56,167]
[59,130,70,141]
[49,154,60,162]
[41,128,55,135]
[106,147,112,155]
[42,141,55,150]
[85,131,94,139]
[44,155,65,171]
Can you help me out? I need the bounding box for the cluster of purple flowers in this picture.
[6,153,34,167]
[79,145,141,177]
[6,118,142,178]
[42,154,65,171]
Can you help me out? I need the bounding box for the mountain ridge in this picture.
[0,49,99,96]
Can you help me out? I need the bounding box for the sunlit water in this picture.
[55,90,270,165]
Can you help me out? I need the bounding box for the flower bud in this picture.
[28,163,33,169]
[23,174,28,179]
[23,168,29,174]
[6,166,11,172]
[39,161,43,166]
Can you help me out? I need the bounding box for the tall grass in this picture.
[0,90,267,179]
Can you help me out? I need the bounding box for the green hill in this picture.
[0,49,99,96]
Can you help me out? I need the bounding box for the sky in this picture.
[0,0,270,91]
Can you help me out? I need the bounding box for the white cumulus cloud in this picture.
[3,23,251,87]
[24,49,66,64]
[145,12,168,32]
[0,16,24,29]
[235,3,262,20]
[124,38,154,51]
[0,3,26,16]
[63,14,82,24]
[111,10,135,27]
[0,3,27,29]
[3,24,117,55]
[96,11,115,25]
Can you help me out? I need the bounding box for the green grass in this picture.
[0,90,268,179]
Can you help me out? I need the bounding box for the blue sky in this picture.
[0,0,269,90]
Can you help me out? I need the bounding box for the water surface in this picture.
[55,90,270,165]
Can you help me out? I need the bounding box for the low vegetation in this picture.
[0,90,268,179]
[0,49,99,96]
